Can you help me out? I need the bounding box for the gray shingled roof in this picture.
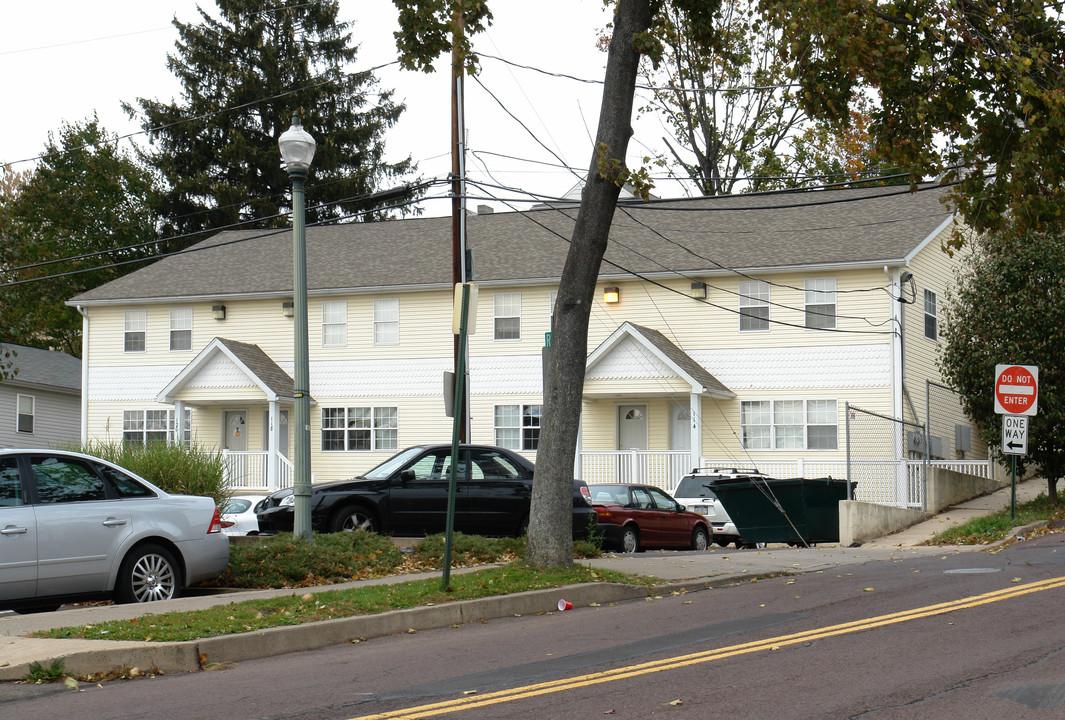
[0,344,81,393]
[216,338,295,399]
[71,183,953,303]
[626,323,732,396]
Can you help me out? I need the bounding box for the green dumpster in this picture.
[711,477,852,545]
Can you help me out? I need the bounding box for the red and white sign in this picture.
[994,364,1038,416]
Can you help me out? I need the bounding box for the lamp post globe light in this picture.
[279,114,316,541]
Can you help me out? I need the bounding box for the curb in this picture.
[0,581,652,681]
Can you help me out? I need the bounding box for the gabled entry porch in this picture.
[578,323,734,490]
[155,337,306,492]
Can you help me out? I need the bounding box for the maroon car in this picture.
[587,483,710,553]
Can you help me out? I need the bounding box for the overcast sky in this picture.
[1,1,684,216]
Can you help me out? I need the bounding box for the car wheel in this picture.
[691,526,709,551]
[330,505,378,533]
[620,526,640,553]
[116,543,181,604]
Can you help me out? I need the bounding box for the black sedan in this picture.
[256,444,596,538]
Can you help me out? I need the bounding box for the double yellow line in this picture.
[354,574,1065,720]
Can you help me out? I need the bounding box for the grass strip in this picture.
[928,492,1064,545]
[37,563,651,643]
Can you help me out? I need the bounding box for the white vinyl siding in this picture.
[322,301,347,346]
[741,399,838,450]
[124,310,146,352]
[169,307,193,351]
[321,406,398,451]
[738,281,770,331]
[494,293,521,340]
[804,278,837,329]
[16,394,34,434]
[494,404,541,450]
[374,298,399,345]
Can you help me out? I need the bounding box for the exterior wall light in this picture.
[690,281,707,299]
[211,305,227,320]
[282,301,294,317]
[603,287,620,304]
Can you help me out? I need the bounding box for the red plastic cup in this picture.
[558,599,573,611]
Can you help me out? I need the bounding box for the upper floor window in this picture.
[322,300,347,347]
[494,404,541,450]
[170,307,193,351]
[494,293,521,340]
[804,278,837,329]
[924,289,938,341]
[374,298,399,345]
[321,406,398,452]
[16,394,34,434]
[124,309,146,352]
[738,281,770,331]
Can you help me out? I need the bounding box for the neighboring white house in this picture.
[0,343,81,448]
[68,183,986,506]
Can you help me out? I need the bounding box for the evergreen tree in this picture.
[0,118,160,357]
[125,0,416,248]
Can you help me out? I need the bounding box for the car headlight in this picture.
[279,495,295,507]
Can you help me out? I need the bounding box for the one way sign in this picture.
[1002,415,1028,456]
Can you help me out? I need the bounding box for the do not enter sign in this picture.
[994,364,1038,416]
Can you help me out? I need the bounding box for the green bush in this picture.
[413,532,525,567]
[75,441,228,508]
[217,532,405,588]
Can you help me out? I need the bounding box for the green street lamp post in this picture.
[279,114,316,541]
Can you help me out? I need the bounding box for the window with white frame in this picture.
[16,394,34,434]
[169,307,193,351]
[321,301,347,346]
[321,406,398,451]
[740,399,838,450]
[494,293,521,340]
[124,309,146,352]
[804,278,837,329]
[738,281,770,331]
[122,409,190,446]
[924,289,938,341]
[373,298,399,345]
[494,404,541,450]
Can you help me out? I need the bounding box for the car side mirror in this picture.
[677,504,686,512]
[399,469,416,482]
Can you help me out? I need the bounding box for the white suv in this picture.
[672,468,767,548]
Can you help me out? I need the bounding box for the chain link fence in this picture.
[846,403,926,509]
[926,380,989,462]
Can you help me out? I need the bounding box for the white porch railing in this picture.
[580,450,694,491]
[221,450,293,492]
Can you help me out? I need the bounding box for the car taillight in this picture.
[220,519,235,528]
[580,486,592,505]
[594,507,612,521]
[208,507,223,534]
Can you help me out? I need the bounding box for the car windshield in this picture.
[361,446,426,480]
[674,477,715,498]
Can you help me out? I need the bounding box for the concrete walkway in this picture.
[0,476,1047,682]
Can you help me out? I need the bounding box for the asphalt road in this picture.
[6,535,1065,719]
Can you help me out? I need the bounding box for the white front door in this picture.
[225,411,248,452]
[670,402,691,451]
[618,404,648,450]
[262,409,290,458]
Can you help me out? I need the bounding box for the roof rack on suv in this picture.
[688,467,766,477]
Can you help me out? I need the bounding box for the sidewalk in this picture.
[0,477,1046,682]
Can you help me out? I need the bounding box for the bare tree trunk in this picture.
[525,0,653,568]
[1048,476,1059,505]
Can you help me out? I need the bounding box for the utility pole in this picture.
[451,2,470,442]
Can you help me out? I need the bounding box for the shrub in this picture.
[75,441,228,508]
[217,532,405,588]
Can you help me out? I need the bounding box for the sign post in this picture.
[994,365,1038,518]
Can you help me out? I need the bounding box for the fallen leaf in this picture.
[863,587,875,592]
[63,677,79,690]
[669,699,683,706]
[462,690,478,695]
[1011,577,1022,583]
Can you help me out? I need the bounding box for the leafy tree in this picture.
[759,0,1065,244]
[0,119,160,357]
[939,232,1065,503]
[643,0,887,194]
[0,164,29,380]
[126,0,417,249]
